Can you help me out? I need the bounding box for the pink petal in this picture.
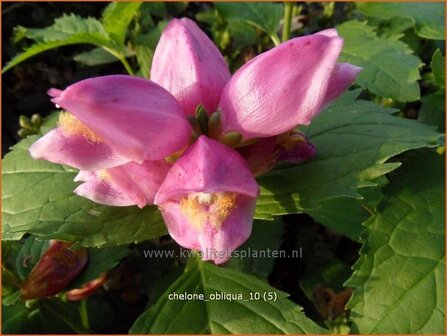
[151,18,231,116]
[29,128,129,170]
[155,136,259,204]
[316,28,339,38]
[75,160,171,208]
[198,196,256,264]
[278,138,317,163]
[157,202,202,250]
[159,196,256,264]
[155,135,259,264]
[74,171,96,182]
[219,32,343,139]
[323,63,362,106]
[50,75,192,163]
[74,179,137,207]
[239,132,317,176]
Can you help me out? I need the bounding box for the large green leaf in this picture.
[228,219,284,280]
[1,137,167,247]
[3,36,116,73]
[101,2,142,45]
[214,2,283,37]
[431,49,446,88]
[337,21,422,102]
[3,14,119,73]
[254,90,442,219]
[2,299,89,334]
[418,90,446,133]
[357,2,445,40]
[305,186,383,242]
[18,14,108,42]
[346,150,445,334]
[130,259,327,334]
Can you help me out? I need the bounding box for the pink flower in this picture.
[30,76,192,170]
[155,136,259,264]
[29,18,360,264]
[151,18,231,116]
[219,29,361,140]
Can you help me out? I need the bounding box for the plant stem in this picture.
[103,47,135,76]
[119,56,135,76]
[79,299,90,331]
[270,33,282,46]
[282,1,294,42]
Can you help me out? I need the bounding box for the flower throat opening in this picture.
[58,112,102,143]
[179,192,237,230]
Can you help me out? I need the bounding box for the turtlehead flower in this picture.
[155,136,259,264]
[29,17,360,264]
[151,18,231,116]
[219,29,361,140]
[30,76,192,170]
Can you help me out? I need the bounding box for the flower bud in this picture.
[21,241,88,300]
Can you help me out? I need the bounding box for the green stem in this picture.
[79,299,90,331]
[270,33,281,46]
[119,56,135,76]
[103,47,135,76]
[282,2,294,42]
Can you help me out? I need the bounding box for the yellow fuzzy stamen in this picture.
[214,193,237,225]
[98,170,111,182]
[179,192,237,230]
[179,196,207,230]
[58,112,102,143]
[278,131,306,151]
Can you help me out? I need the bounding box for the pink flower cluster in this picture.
[30,18,360,264]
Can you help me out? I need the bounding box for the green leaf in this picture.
[39,112,59,134]
[3,36,116,73]
[133,21,167,78]
[1,136,167,247]
[418,90,446,132]
[22,14,108,42]
[215,2,283,37]
[2,300,89,334]
[255,90,442,220]
[73,47,121,66]
[15,236,50,280]
[378,16,415,39]
[69,245,130,288]
[102,2,142,45]
[228,219,284,280]
[346,150,445,334]
[431,49,445,88]
[337,21,423,102]
[3,14,119,73]
[357,2,445,40]
[226,18,258,49]
[130,259,327,334]
[306,185,384,242]
[141,2,168,19]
